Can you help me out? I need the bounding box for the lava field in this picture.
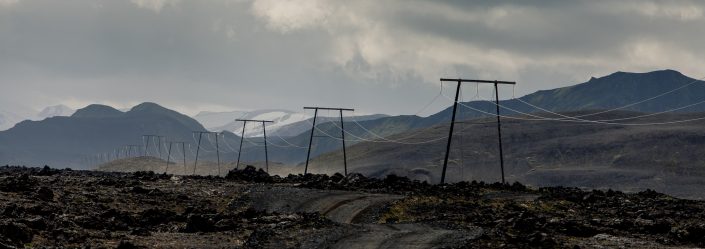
[1,165,705,248]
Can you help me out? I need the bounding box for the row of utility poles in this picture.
[87,77,514,184]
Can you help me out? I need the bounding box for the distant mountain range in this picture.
[0,103,204,168]
[2,69,705,182]
[0,104,75,131]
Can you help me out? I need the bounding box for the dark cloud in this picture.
[0,0,703,116]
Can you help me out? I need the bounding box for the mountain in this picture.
[266,114,390,137]
[36,105,75,120]
[210,109,311,136]
[302,69,705,148]
[1,104,75,131]
[192,110,248,130]
[0,102,210,169]
[3,69,705,181]
[434,69,705,122]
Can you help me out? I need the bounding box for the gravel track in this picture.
[248,186,480,248]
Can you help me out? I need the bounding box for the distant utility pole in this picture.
[439,78,516,185]
[234,119,275,173]
[142,135,164,158]
[120,145,138,159]
[165,141,186,174]
[192,131,221,176]
[127,145,141,158]
[303,106,354,176]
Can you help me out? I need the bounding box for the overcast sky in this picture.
[1,0,705,116]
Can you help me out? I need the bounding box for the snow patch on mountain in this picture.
[198,109,312,137]
[0,104,75,131]
[37,105,75,120]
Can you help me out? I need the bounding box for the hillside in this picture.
[307,110,705,199]
[0,103,210,169]
[285,70,705,156]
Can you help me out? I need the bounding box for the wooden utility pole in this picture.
[192,131,220,175]
[234,119,274,173]
[439,78,516,185]
[303,107,354,176]
[142,135,164,158]
[127,145,141,158]
[164,141,186,174]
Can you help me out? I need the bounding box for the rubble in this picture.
[1,165,704,248]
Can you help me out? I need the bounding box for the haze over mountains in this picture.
[0,104,75,131]
[3,69,705,199]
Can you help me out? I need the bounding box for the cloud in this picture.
[130,0,179,13]
[608,1,704,21]
[251,0,332,32]
[0,0,19,7]
[249,0,705,88]
[2,1,705,116]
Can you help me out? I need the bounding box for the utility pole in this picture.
[120,145,139,159]
[439,78,516,185]
[158,136,164,160]
[121,146,129,159]
[303,107,354,176]
[127,145,141,158]
[142,135,163,158]
[164,141,186,174]
[234,119,274,173]
[192,131,220,176]
[235,122,246,170]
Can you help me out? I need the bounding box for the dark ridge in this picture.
[71,104,123,118]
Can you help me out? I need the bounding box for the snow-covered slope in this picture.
[192,110,249,130]
[0,104,76,131]
[203,109,312,137]
[36,105,75,120]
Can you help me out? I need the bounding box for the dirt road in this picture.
[248,186,480,248]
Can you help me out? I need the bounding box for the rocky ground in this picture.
[1,165,705,248]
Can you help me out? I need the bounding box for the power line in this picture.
[192,131,221,176]
[439,78,516,185]
[303,107,354,176]
[235,119,274,173]
[564,75,705,119]
[164,141,186,174]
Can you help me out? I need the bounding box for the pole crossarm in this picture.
[304,107,355,111]
[236,119,274,123]
[192,131,218,134]
[439,77,516,185]
[440,78,516,85]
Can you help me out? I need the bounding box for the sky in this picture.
[1,0,705,116]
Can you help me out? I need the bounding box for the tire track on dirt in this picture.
[247,186,480,248]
